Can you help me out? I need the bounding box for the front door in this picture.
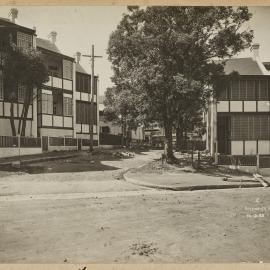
[217,116,231,154]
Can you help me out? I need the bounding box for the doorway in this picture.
[217,115,231,154]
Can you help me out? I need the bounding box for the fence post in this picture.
[18,134,21,165]
[198,150,200,168]
[191,141,194,167]
[256,153,260,173]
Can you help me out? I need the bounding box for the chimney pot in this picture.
[251,43,260,60]
[10,8,18,23]
[49,31,57,44]
[76,52,81,63]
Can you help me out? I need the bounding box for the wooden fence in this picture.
[0,135,98,151]
[217,154,270,168]
[0,136,19,147]
[20,137,41,148]
[0,136,41,148]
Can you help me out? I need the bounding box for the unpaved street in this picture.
[0,150,270,263]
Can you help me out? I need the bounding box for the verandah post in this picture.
[256,153,260,173]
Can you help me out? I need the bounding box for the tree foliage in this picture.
[1,30,49,136]
[106,6,253,162]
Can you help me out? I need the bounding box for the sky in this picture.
[1,6,270,95]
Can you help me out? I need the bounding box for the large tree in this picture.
[107,6,253,162]
[1,30,49,136]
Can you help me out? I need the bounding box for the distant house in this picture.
[99,95,144,144]
[207,44,270,156]
[99,95,122,136]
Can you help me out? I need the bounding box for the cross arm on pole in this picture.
[82,55,103,58]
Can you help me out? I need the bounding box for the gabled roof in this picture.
[36,37,74,61]
[223,57,264,75]
[0,17,35,34]
[76,62,88,74]
[36,37,61,54]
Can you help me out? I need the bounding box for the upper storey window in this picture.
[17,32,32,51]
[76,73,91,93]
[218,79,269,101]
[63,59,73,80]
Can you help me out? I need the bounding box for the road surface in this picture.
[0,150,270,263]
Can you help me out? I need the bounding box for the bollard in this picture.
[214,152,219,165]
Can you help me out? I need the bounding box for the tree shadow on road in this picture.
[0,150,135,175]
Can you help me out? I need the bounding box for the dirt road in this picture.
[0,150,270,263]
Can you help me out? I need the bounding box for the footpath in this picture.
[124,164,270,191]
[0,150,80,166]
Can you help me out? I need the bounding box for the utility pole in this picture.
[82,45,102,151]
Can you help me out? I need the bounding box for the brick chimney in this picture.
[251,43,260,60]
[9,8,18,23]
[76,52,81,63]
[48,31,57,44]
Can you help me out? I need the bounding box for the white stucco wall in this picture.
[39,128,74,137]
[217,101,229,112]
[244,101,256,112]
[231,141,244,155]
[230,101,242,112]
[245,141,257,155]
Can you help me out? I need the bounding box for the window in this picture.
[230,80,239,100]
[76,73,91,93]
[230,80,256,101]
[63,96,73,116]
[246,80,256,100]
[218,86,229,100]
[231,114,270,140]
[53,90,63,115]
[229,79,269,101]
[42,93,53,114]
[17,32,32,51]
[76,101,90,124]
[18,82,26,103]
[258,80,269,100]
[0,70,3,100]
[84,76,89,92]
[63,59,73,80]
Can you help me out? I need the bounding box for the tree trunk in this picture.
[17,105,25,135]
[121,123,125,147]
[9,101,17,136]
[176,127,183,152]
[164,121,176,163]
[20,89,32,137]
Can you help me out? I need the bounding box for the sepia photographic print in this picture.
[0,2,270,268]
